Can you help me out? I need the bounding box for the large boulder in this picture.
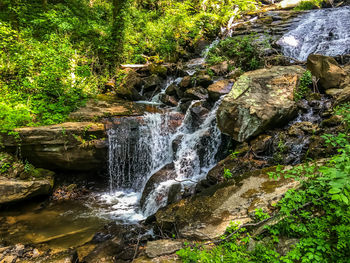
[217,66,304,142]
[0,176,53,205]
[307,54,346,90]
[155,166,299,240]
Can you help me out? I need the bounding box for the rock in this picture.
[325,89,343,97]
[179,76,192,89]
[217,66,303,142]
[116,69,144,101]
[250,134,272,154]
[132,255,180,263]
[165,83,177,96]
[307,54,346,90]
[143,74,162,92]
[145,240,184,258]
[0,176,53,204]
[140,164,177,209]
[159,94,178,107]
[2,122,107,172]
[69,96,146,121]
[279,0,304,9]
[148,64,168,78]
[195,74,213,88]
[206,155,267,185]
[210,61,229,76]
[335,85,350,105]
[167,183,182,205]
[189,101,210,128]
[184,86,208,100]
[207,80,233,101]
[155,166,300,240]
[0,255,17,263]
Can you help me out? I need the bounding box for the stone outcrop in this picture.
[0,176,53,205]
[145,240,184,258]
[207,80,233,101]
[2,122,107,172]
[217,66,304,142]
[69,96,146,121]
[155,166,299,240]
[307,54,346,90]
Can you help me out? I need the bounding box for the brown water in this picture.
[0,199,109,252]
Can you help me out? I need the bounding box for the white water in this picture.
[100,95,223,222]
[142,99,222,216]
[278,6,350,61]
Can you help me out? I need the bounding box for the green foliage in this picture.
[254,208,270,222]
[223,168,233,180]
[294,70,312,101]
[294,0,325,10]
[206,34,267,71]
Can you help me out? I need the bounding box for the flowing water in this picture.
[104,97,224,220]
[278,6,350,61]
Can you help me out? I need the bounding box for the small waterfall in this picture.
[278,6,350,61]
[108,113,173,191]
[142,99,223,216]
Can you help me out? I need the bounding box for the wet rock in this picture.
[2,122,107,172]
[195,74,213,88]
[147,64,168,78]
[184,86,208,100]
[307,54,346,90]
[189,101,210,128]
[165,83,177,96]
[116,69,144,101]
[159,94,178,107]
[167,183,182,205]
[207,80,233,101]
[217,66,304,142]
[325,88,343,97]
[143,75,162,92]
[155,166,300,240]
[0,175,53,205]
[0,255,17,263]
[288,122,318,136]
[145,240,184,258]
[140,164,177,209]
[179,76,192,89]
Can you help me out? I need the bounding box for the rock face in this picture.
[155,166,299,240]
[145,240,184,258]
[140,164,177,209]
[207,80,233,101]
[217,66,304,142]
[307,54,346,90]
[2,122,107,172]
[0,176,53,204]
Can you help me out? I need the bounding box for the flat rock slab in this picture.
[155,166,300,240]
[145,240,184,258]
[0,176,53,205]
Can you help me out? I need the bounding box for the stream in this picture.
[0,5,349,258]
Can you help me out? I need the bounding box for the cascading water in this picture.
[278,6,350,61]
[142,99,223,216]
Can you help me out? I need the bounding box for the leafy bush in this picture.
[294,70,312,101]
[206,34,266,71]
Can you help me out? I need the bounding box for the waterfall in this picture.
[108,113,173,192]
[142,99,223,216]
[104,97,224,220]
[278,6,350,61]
